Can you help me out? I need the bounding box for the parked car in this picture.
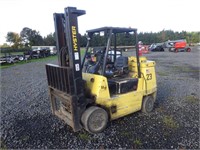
[24,48,51,59]
[149,43,164,52]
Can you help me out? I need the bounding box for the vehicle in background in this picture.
[24,48,51,59]
[149,43,164,52]
[138,41,149,55]
[32,48,51,58]
[85,47,122,63]
[166,40,191,52]
[163,39,186,48]
[0,53,24,64]
[32,46,57,55]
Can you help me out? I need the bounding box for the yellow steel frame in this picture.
[82,56,157,120]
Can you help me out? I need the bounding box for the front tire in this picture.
[142,96,155,114]
[81,106,108,134]
[18,56,24,61]
[174,48,178,53]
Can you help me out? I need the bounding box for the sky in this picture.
[0,0,199,45]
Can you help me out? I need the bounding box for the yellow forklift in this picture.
[46,7,157,133]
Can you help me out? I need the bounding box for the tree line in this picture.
[2,27,56,49]
[1,27,199,49]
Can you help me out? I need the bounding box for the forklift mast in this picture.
[45,7,88,132]
[53,7,85,94]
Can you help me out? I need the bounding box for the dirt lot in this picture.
[0,46,199,149]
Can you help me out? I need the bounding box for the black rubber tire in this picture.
[169,48,173,52]
[81,106,108,134]
[186,48,191,52]
[18,56,24,61]
[174,49,178,53]
[142,96,154,114]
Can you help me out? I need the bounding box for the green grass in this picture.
[120,131,131,137]
[79,133,90,141]
[163,115,179,129]
[167,96,175,101]
[0,55,57,69]
[0,52,24,57]
[81,48,86,56]
[185,95,199,103]
[156,106,164,112]
[157,71,169,76]
[133,138,142,148]
[0,48,87,69]
[172,66,200,73]
[0,139,7,149]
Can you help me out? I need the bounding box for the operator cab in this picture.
[82,27,140,96]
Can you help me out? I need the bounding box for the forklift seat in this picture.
[114,56,128,72]
[105,56,129,78]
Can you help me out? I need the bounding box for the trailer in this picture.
[0,53,24,64]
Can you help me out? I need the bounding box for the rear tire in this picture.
[81,106,108,134]
[169,48,174,52]
[186,48,191,52]
[142,96,155,114]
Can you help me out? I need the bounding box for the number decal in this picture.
[146,73,152,80]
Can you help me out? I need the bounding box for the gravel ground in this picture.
[0,46,199,149]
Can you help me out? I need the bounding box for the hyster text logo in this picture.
[72,26,78,51]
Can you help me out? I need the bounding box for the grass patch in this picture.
[120,131,131,137]
[176,78,185,80]
[185,95,199,103]
[157,71,169,76]
[79,133,90,141]
[0,139,7,149]
[156,106,165,112]
[167,96,175,101]
[163,115,179,129]
[81,48,86,56]
[0,52,24,57]
[0,55,57,69]
[1,48,87,69]
[172,66,200,73]
[20,135,29,142]
[133,138,142,148]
